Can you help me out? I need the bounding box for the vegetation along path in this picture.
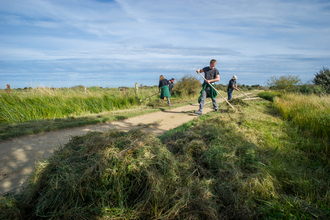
[0,94,245,195]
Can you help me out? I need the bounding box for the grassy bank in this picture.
[273,93,330,140]
[1,95,329,219]
[0,87,157,124]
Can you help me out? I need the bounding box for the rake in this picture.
[197,72,235,110]
[139,92,158,102]
[238,90,261,101]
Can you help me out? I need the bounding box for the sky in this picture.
[1,0,330,89]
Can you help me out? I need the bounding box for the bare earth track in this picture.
[0,95,244,195]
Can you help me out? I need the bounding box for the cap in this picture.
[232,75,238,79]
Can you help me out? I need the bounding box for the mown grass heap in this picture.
[1,129,221,219]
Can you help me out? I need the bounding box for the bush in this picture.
[173,75,201,97]
[215,84,226,91]
[267,75,301,91]
[313,67,330,93]
[299,84,312,94]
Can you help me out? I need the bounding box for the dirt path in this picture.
[0,95,244,195]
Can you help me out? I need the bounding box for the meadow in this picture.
[1,91,329,219]
[0,83,202,140]
[0,86,156,124]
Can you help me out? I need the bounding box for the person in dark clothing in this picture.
[194,59,220,115]
[158,75,172,106]
[168,78,175,95]
[227,75,239,100]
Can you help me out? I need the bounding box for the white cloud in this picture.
[0,0,330,88]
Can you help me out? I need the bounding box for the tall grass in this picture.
[273,94,330,140]
[0,87,157,124]
[259,91,282,101]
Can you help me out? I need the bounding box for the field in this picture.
[0,86,158,124]
[1,89,329,219]
[0,85,202,140]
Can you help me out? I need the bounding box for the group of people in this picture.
[158,76,175,107]
[158,59,240,113]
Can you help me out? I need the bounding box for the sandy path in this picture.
[0,95,243,195]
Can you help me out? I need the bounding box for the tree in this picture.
[312,67,330,93]
[266,75,301,91]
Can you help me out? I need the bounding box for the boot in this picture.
[167,98,172,107]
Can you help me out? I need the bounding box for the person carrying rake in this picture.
[227,75,239,100]
[158,75,172,106]
[194,59,220,115]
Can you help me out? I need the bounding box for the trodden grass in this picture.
[1,96,329,219]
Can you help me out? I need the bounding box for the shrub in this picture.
[215,84,226,91]
[299,84,312,94]
[312,67,330,93]
[173,75,201,97]
[267,75,301,91]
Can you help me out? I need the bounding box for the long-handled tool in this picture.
[238,90,251,99]
[237,90,262,101]
[139,92,158,102]
[197,72,235,110]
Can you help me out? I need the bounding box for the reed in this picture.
[273,93,330,140]
[0,87,157,124]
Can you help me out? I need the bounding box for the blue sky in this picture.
[1,0,330,88]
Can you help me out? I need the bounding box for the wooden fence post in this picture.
[84,87,86,93]
[122,88,125,96]
[7,84,10,96]
[135,83,138,95]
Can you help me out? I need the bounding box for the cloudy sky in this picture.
[1,0,330,88]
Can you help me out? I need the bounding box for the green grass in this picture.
[0,86,200,141]
[0,87,155,124]
[273,93,330,141]
[1,96,329,219]
[259,91,282,101]
[0,84,241,141]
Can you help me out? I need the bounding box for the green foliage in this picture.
[173,75,201,97]
[299,84,313,94]
[259,91,282,101]
[214,83,226,91]
[313,67,330,93]
[267,75,301,91]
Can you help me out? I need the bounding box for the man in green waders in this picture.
[194,59,220,115]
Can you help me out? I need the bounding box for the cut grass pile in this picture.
[1,129,219,219]
[1,96,329,219]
